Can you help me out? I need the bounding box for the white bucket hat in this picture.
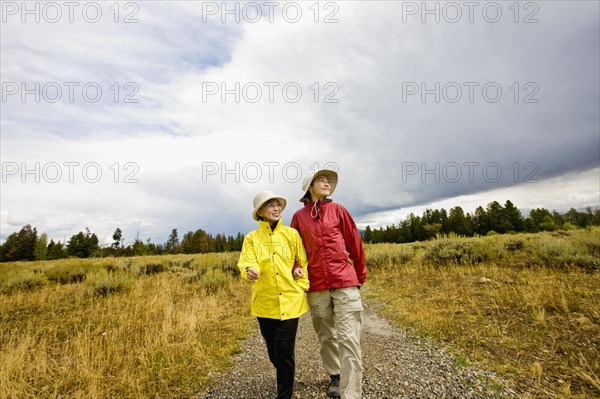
[252,191,287,221]
[299,169,338,202]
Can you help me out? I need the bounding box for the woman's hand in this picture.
[246,268,259,282]
[293,268,304,279]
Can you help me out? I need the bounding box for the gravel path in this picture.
[198,292,519,399]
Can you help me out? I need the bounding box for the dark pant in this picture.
[257,317,299,399]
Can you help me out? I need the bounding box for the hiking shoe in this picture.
[327,374,340,398]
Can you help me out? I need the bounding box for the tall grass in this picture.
[2,230,598,398]
[365,227,600,399]
[0,252,252,399]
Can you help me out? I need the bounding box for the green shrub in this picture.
[198,268,230,294]
[178,269,206,284]
[45,263,100,284]
[504,238,526,252]
[423,238,492,266]
[366,252,391,269]
[105,262,125,273]
[141,262,166,276]
[527,238,599,271]
[580,235,600,258]
[560,223,578,231]
[217,262,240,277]
[556,254,599,271]
[365,244,415,270]
[168,259,194,271]
[367,251,414,269]
[83,269,135,297]
[0,267,48,294]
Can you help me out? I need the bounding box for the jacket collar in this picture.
[258,218,282,232]
[303,198,333,208]
[304,198,332,219]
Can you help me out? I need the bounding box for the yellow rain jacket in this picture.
[238,219,309,320]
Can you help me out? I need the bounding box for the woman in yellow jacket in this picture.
[238,191,309,399]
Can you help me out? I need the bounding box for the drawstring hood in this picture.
[311,200,320,219]
[309,198,332,220]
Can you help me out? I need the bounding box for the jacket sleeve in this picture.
[237,233,261,282]
[339,205,367,285]
[290,213,300,232]
[289,214,304,273]
[292,229,310,291]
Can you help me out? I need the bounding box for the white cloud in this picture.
[1,1,598,245]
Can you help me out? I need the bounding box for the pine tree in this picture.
[447,206,468,236]
[165,229,180,254]
[504,200,524,232]
[0,225,37,261]
[34,233,48,260]
[47,240,67,260]
[67,228,99,258]
[364,226,373,243]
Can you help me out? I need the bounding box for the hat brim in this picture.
[253,195,287,221]
[299,170,338,202]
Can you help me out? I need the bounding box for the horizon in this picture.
[2,197,598,247]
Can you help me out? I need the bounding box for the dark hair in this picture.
[301,191,311,202]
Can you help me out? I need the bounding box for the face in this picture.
[310,175,331,200]
[257,198,283,223]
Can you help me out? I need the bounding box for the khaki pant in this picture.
[307,287,363,399]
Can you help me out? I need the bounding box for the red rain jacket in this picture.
[291,200,367,292]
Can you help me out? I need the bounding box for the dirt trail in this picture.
[198,295,518,399]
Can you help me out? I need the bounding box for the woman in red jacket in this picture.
[291,170,366,399]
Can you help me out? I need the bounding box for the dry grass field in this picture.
[0,253,253,399]
[365,227,600,399]
[1,228,598,398]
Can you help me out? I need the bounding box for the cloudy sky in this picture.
[1,1,599,246]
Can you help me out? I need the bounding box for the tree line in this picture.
[2,200,598,262]
[363,200,600,244]
[0,226,245,262]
